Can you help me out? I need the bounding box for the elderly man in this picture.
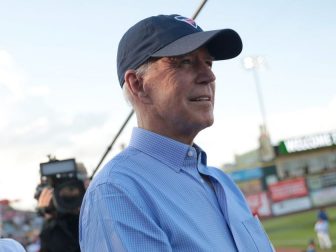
[79,14,274,251]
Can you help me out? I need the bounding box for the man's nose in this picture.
[196,62,216,85]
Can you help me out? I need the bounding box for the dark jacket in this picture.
[39,214,80,252]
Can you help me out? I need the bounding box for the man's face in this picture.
[141,47,216,144]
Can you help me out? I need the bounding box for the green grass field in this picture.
[261,206,336,251]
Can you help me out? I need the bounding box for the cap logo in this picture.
[174,15,198,29]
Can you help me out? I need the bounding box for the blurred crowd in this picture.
[0,201,42,251]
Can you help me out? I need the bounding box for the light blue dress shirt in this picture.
[79,127,274,251]
[0,239,26,252]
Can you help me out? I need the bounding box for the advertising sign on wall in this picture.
[269,177,308,202]
[230,168,263,182]
[307,172,336,191]
[246,192,272,217]
[272,196,312,216]
[310,187,336,206]
[278,131,336,154]
[237,179,263,196]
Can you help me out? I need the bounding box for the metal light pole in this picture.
[243,56,268,130]
[243,56,275,162]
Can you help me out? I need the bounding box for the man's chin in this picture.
[198,117,214,131]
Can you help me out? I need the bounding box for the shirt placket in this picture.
[184,148,225,211]
[197,164,231,225]
[197,161,239,251]
[184,148,209,188]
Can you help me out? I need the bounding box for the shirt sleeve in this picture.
[0,239,26,252]
[79,182,172,252]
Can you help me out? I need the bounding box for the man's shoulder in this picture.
[88,147,144,187]
[0,239,25,252]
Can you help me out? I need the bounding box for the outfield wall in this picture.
[228,137,336,217]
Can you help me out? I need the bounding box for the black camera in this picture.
[35,158,86,214]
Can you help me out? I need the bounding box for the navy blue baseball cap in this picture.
[117,14,243,87]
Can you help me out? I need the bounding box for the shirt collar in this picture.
[193,143,208,165]
[128,127,207,172]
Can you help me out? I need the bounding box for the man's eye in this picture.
[180,58,192,65]
[206,60,213,68]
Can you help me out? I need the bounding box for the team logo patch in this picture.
[174,15,198,29]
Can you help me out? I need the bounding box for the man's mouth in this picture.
[190,96,211,102]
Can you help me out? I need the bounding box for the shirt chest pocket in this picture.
[232,217,274,252]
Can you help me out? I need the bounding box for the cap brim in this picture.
[151,29,243,60]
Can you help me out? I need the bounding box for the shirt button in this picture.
[187,151,193,157]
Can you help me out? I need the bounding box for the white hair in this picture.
[122,60,154,107]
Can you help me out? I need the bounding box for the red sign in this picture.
[269,177,308,202]
[246,192,272,217]
[0,199,10,206]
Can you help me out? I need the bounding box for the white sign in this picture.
[311,187,336,206]
[271,197,312,216]
[283,132,336,153]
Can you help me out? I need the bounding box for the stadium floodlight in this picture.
[243,56,268,130]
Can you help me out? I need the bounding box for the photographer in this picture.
[35,158,89,252]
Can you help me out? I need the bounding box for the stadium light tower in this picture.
[243,56,275,162]
[243,56,268,129]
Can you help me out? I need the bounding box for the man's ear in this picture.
[124,70,151,103]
